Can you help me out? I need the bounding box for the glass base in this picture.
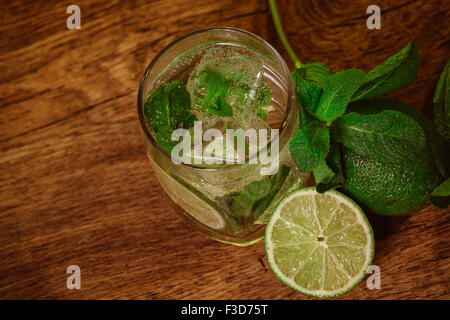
[212,235,264,247]
[163,192,266,246]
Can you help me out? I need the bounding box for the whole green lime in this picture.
[341,98,449,216]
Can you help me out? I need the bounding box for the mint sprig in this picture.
[287,44,432,195]
[269,1,431,197]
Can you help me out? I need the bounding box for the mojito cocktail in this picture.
[138,28,309,245]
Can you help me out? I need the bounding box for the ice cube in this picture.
[187,46,264,110]
[186,46,274,156]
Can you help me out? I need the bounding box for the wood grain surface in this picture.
[0,0,449,300]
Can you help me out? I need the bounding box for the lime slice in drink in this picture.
[150,158,225,230]
[265,187,374,297]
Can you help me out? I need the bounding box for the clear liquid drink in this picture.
[138,28,309,245]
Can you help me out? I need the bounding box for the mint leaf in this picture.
[255,81,272,107]
[433,58,450,142]
[347,97,450,181]
[155,126,178,154]
[204,72,227,105]
[206,96,233,117]
[352,43,419,101]
[232,182,270,218]
[292,69,322,112]
[315,139,345,193]
[333,110,427,165]
[231,165,290,218]
[144,80,195,154]
[430,178,450,209]
[183,113,197,128]
[301,61,331,88]
[313,161,334,185]
[290,121,330,172]
[312,69,365,125]
[202,72,234,117]
[145,84,171,130]
[433,59,449,103]
[254,82,273,120]
[166,80,192,127]
[145,81,194,130]
[292,62,331,111]
[292,64,329,126]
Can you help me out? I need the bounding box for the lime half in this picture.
[265,188,374,298]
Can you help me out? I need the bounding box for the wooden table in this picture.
[1,0,449,300]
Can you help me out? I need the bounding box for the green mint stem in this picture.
[268,0,302,68]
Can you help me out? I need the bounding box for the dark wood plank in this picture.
[0,0,449,299]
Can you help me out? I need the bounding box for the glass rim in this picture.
[137,26,294,172]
